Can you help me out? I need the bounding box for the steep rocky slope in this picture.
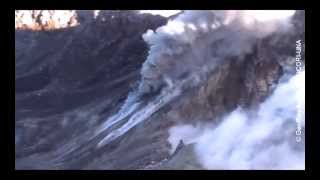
[15,10,168,169]
[15,10,305,169]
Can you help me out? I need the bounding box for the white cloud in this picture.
[168,71,305,169]
[139,10,296,95]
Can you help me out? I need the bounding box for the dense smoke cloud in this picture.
[92,10,303,169]
[168,71,305,169]
[96,11,302,167]
[139,10,295,94]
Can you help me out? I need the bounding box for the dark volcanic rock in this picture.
[15,10,305,170]
[15,11,166,119]
[15,10,167,169]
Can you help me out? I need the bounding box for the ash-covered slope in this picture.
[15,10,305,170]
[15,10,167,169]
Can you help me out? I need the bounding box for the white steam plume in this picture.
[96,10,298,150]
[139,10,295,94]
[168,71,305,169]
